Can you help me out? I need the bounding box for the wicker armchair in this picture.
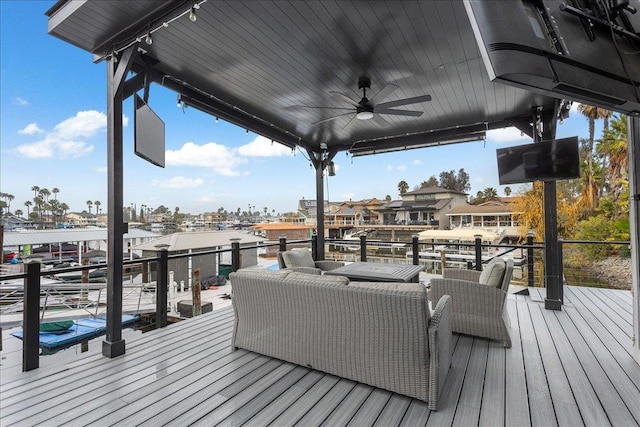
[277,249,344,275]
[430,258,514,347]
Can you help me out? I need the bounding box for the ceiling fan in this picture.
[299,76,431,127]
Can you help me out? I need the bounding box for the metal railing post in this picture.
[412,235,419,266]
[156,249,168,328]
[311,234,318,260]
[360,234,367,262]
[558,238,564,304]
[278,235,287,252]
[24,262,41,371]
[231,239,241,272]
[527,232,535,287]
[474,235,483,271]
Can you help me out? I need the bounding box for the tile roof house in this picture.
[377,187,468,229]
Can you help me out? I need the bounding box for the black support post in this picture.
[278,236,287,252]
[23,262,40,372]
[231,240,241,272]
[103,46,138,358]
[412,236,419,266]
[360,234,367,262]
[156,250,168,328]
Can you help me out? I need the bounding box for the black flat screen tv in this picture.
[134,94,165,167]
[497,136,580,185]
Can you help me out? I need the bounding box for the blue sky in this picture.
[1,1,602,216]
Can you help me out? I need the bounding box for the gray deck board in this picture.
[452,339,487,426]
[504,297,531,426]
[1,285,639,427]
[478,341,505,426]
[517,299,557,426]
[321,383,372,426]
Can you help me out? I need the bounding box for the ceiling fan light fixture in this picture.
[356,111,373,120]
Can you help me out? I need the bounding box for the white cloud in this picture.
[15,110,111,159]
[14,97,29,106]
[166,141,247,176]
[237,136,294,157]
[152,176,204,188]
[397,164,407,171]
[53,110,107,139]
[342,192,355,201]
[18,123,44,135]
[95,166,107,173]
[387,165,393,171]
[413,159,422,165]
[487,127,530,143]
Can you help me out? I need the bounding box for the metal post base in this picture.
[102,339,126,358]
[545,298,562,311]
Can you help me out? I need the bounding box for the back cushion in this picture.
[478,258,506,287]
[230,268,291,279]
[286,271,349,285]
[281,249,316,268]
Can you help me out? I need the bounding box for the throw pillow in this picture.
[282,249,316,268]
[478,258,506,287]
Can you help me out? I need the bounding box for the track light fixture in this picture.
[177,94,183,108]
[145,32,153,45]
[215,117,219,123]
[189,6,197,22]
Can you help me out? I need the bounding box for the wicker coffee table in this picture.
[323,262,424,283]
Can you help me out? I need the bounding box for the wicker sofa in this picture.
[230,269,453,410]
[429,258,514,347]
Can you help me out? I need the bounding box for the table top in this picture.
[324,262,425,283]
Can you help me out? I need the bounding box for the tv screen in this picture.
[496,136,580,185]
[134,94,165,167]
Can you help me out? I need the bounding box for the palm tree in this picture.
[52,187,59,200]
[24,200,32,218]
[15,209,23,218]
[397,180,409,195]
[504,186,512,197]
[31,186,40,199]
[94,200,101,215]
[577,104,612,211]
[597,115,628,216]
[5,193,14,212]
[86,200,93,215]
[483,187,498,201]
[60,203,69,220]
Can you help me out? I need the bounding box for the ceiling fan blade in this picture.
[342,115,357,130]
[372,114,391,127]
[376,94,432,109]
[329,91,361,107]
[312,112,353,125]
[376,109,424,117]
[370,83,398,104]
[285,105,353,111]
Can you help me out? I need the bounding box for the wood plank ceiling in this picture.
[47,0,559,155]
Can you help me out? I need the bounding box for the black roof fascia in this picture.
[138,66,304,150]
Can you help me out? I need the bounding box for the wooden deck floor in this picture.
[1,285,638,426]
